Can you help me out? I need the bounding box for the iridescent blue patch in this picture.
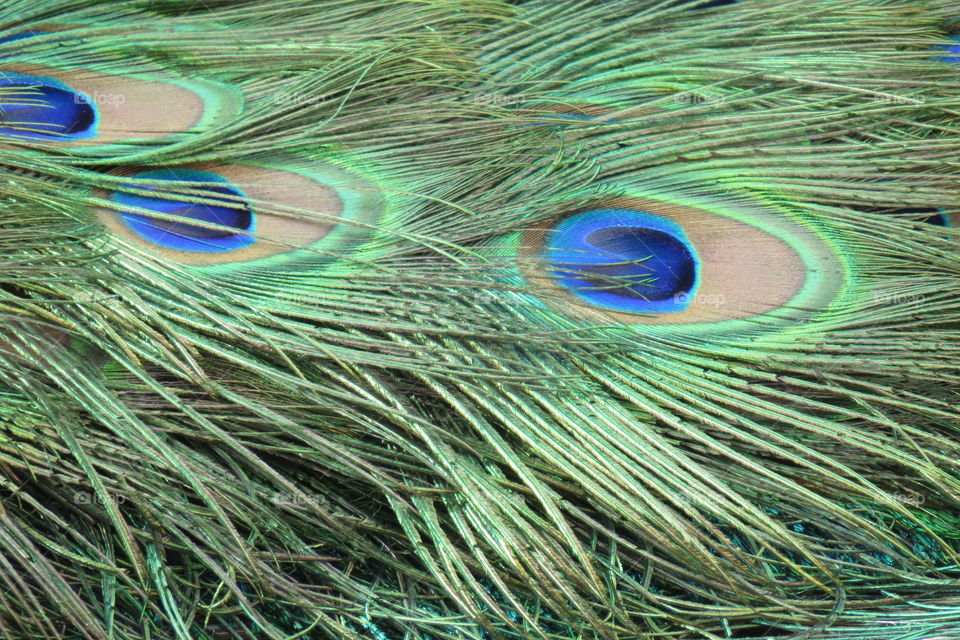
[0,72,97,140]
[547,209,700,314]
[0,31,44,45]
[939,36,960,64]
[112,169,255,253]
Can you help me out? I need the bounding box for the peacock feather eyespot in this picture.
[0,60,241,151]
[0,23,92,142]
[523,195,847,329]
[546,209,700,314]
[94,158,384,268]
[111,169,255,253]
[0,71,98,140]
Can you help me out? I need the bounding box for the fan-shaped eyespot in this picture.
[94,159,383,269]
[0,62,241,149]
[522,196,846,329]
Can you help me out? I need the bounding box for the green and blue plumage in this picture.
[1,1,960,639]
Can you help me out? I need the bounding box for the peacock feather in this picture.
[1,1,959,639]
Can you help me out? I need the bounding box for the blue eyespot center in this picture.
[939,36,960,64]
[0,73,97,140]
[112,169,255,253]
[547,209,700,314]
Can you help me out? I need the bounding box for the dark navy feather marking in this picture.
[0,72,97,140]
[887,208,950,227]
[919,211,949,227]
[547,209,699,314]
[691,0,737,7]
[112,169,255,253]
[669,0,738,9]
